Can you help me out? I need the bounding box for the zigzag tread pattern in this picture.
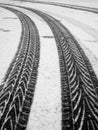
[0,6,40,130]
[27,9,98,130]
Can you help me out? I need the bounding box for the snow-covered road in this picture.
[0,1,98,130]
[0,7,21,83]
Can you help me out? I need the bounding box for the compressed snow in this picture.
[6,6,61,130]
[0,1,98,130]
[0,7,21,83]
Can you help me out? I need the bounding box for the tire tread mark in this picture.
[26,8,98,130]
[0,7,40,130]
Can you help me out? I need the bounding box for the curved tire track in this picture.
[24,8,98,130]
[0,5,98,130]
[31,1,98,14]
[0,6,40,130]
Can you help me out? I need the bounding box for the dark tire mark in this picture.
[24,8,98,130]
[1,2,98,18]
[4,1,98,14]
[0,6,40,130]
[30,1,98,14]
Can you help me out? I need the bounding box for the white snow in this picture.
[28,21,61,129]
[14,1,98,76]
[1,0,98,8]
[1,6,61,130]
[0,1,98,130]
[35,0,98,8]
[0,7,21,83]
[19,8,61,130]
[42,9,98,76]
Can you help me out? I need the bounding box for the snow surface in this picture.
[0,0,98,8]
[6,0,98,76]
[0,1,98,130]
[0,7,21,83]
[12,7,61,130]
[35,0,98,8]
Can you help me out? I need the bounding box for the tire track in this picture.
[0,6,40,130]
[25,1,98,14]
[24,8,98,130]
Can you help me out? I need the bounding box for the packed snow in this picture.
[0,0,98,130]
[0,7,21,83]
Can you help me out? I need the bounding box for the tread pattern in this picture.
[0,5,98,130]
[26,8,98,130]
[0,7,40,130]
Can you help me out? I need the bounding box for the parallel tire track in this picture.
[24,8,98,130]
[0,6,40,130]
[25,1,98,14]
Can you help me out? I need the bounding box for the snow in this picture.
[37,7,98,76]
[0,6,62,130]
[0,0,98,8]
[0,7,21,83]
[10,0,98,76]
[15,2,98,76]
[0,0,98,130]
[28,20,61,129]
[17,8,61,130]
[33,0,98,8]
